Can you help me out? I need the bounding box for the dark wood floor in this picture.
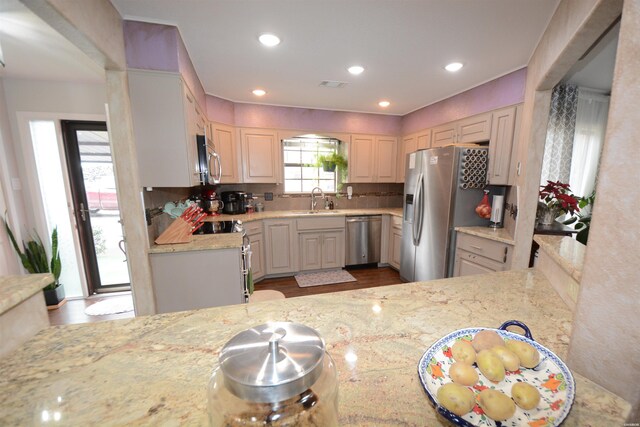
[255,266,402,298]
[48,292,135,326]
[49,267,402,325]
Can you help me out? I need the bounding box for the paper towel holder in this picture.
[489,195,504,228]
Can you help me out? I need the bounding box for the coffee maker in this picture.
[221,191,247,215]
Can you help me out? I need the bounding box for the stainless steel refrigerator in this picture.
[400,145,494,282]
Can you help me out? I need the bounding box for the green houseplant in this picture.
[3,216,64,306]
[563,191,595,245]
[316,152,348,172]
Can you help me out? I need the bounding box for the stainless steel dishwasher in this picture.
[346,215,382,266]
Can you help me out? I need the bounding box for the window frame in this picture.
[281,136,343,194]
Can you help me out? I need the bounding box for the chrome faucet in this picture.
[310,187,325,211]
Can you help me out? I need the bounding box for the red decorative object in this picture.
[475,190,492,219]
[539,181,580,215]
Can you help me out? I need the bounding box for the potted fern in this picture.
[316,152,348,172]
[3,217,64,307]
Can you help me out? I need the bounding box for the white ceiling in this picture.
[111,0,560,115]
[0,0,104,83]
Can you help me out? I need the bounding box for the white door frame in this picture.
[15,111,106,297]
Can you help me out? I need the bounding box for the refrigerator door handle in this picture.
[415,174,425,245]
[413,173,423,245]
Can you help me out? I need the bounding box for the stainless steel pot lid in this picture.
[219,322,325,402]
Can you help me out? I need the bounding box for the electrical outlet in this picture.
[264,192,273,201]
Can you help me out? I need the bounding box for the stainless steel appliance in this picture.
[221,191,247,214]
[400,146,492,282]
[346,215,382,266]
[197,134,222,185]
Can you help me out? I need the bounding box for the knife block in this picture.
[155,217,193,245]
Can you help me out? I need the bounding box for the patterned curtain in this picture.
[541,84,579,185]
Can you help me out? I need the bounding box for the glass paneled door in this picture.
[61,121,130,294]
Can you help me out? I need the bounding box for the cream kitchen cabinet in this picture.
[240,128,280,183]
[397,130,430,183]
[453,233,512,277]
[432,113,492,147]
[244,221,265,281]
[388,215,402,270]
[488,105,520,185]
[128,70,202,187]
[210,122,242,183]
[263,219,298,275]
[297,217,345,271]
[349,134,398,183]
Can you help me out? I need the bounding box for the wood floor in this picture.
[49,267,402,325]
[48,292,135,326]
[255,266,402,298]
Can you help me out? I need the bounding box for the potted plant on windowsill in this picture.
[537,180,580,225]
[3,217,64,307]
[316,152,348,172]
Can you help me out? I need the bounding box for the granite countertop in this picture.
[0,274,53,314]
[0,269,629,425]
[534,235,585,282]
[148,233,243,254]
[204,207,403,222]
[455,226,516,245]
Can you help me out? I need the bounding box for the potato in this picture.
[506,340,540,368]
[511,382,541,410]
[437,383,475,416]
[472,330,505,352]
[477,389,516,421]
[476,349,505,382]
[451,340,476,364]
[449,362,479,386]
[490,345,520,372]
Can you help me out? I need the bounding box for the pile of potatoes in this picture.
[435,329,542,422]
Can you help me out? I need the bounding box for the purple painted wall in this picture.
[401,68,527,135]
[206,95,235,126]
[123,20,206,107]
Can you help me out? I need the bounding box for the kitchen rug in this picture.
[295,270,357,288]
[84,296,134,316]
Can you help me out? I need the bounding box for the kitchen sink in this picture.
[298,210,343,215]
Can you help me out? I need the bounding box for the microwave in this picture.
[197,134,222,185]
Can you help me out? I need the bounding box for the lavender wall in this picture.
[401,68,527,135]
[206,95,235,126]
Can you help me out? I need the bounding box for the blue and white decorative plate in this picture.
[418,320,575,427]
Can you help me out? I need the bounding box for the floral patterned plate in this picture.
[418,320,575,427]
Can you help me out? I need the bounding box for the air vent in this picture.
[319,80,348,88]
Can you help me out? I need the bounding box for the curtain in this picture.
[541,84,579,185]
[569,89,610,197]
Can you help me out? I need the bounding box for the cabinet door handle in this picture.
[503,247,508,263]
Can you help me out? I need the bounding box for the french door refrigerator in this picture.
[400,145,492,282]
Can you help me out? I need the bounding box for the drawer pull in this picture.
[469,245,483,251]
[503,247,508,263]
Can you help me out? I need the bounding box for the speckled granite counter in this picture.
[0,269,629,425]
[148,233,243,254]
[204,207,403,222]
[534,235,585,282]
[456,226,515,245]
[0,274,53,314]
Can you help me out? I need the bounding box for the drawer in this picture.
[297,216,345,231]
[244,220,262,235]
[456,233,511,264]
[390,214,402,229]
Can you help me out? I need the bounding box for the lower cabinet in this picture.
[453,233,512,277]
[264,219,298,275]
[388,215,402,270]
[245,221,265,281]
[150,248,244,314]
[297,217,345,271]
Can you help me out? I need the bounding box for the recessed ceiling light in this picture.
[252,89,266,96]
[258,33,280,47]
[348,65,365,75]
[445,62,464,72]
[378,101,390,108]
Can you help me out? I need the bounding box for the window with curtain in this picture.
[282,137,340,193]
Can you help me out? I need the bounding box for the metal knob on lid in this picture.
[219,322,325,402]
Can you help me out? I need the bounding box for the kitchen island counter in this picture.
[0,269,629,425]
[204,207,403,222]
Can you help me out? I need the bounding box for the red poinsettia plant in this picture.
[539,181,580,215]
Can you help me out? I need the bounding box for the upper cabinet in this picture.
[397,130,430,183]
[432,113,492,147]
[128,70,202,187]
[210,122,241,183]
[488,105,517,185]
[349,134,398,183]
[240,128,280,183]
